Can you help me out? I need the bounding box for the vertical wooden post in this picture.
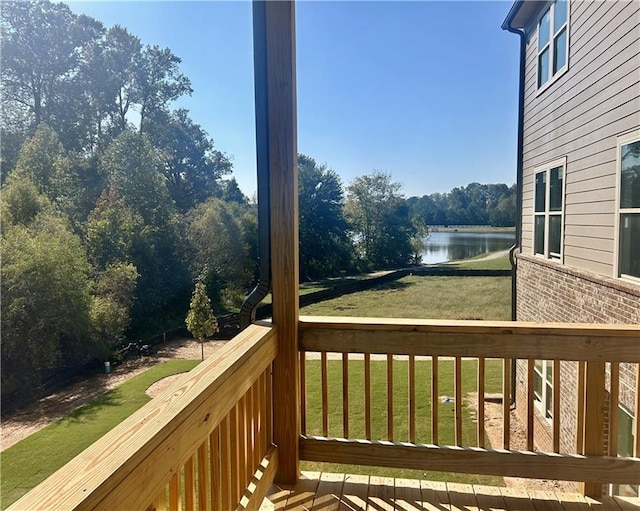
[254,0,299,484]
[580,361,605,498]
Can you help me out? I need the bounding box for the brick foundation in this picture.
[514,254,639,463]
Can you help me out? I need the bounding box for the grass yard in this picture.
[300,275,511,320]
[301,358,504,485]
[1,359,200,508]
[446,252,512,271]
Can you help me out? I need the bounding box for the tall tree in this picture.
[345,171,417,269]
[298,154,353,280]
[137,45,192,132]
[1,1,103,141]
[186,198,253,306]
[99,130,190,336]
[146,109,232,210]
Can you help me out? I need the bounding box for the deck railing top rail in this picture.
[299,316,640,362]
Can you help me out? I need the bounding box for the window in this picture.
[537,0,569,90]
[534,360,553,419]
[615,133,640,282]
[610,405,639,497]
[533,158,565,260]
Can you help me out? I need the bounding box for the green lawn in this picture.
[1,359,199,508]
[446,252,512,271]
[301,358,504,485]
[300,275,511,321]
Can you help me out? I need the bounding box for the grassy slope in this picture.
[1,359,199,508]
[301,274,511,321]
[300,262,511,483]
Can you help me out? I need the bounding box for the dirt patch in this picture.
[146,374,186,398]
[0,337,227,452]
[466,392,577,492]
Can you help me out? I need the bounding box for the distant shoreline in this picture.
[428,225,515,234]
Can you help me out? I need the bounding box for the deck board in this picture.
[262,473,640,511]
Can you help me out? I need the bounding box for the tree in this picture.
[90,263,139,358]
[99,130,191,336]
[137,45,192,132]
[145,108,232,210]
[186,198,253,307]
[1,1,103,144]
[298,154,353,280]
[185,281,218,360]
[1,209,94,402]
[345,172,417,269]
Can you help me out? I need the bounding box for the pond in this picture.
[420,231,515,264]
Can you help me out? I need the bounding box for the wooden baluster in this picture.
[197,441,209,511]
[635,364,640,458]
[231,404,241,506]
[184,456,195,511]
[409,354,416,443]
[343,353,349,438]
[581,361,605,497]
[576,361,585,454]
[387,354,394,441]
[527,359,535,451]
[236,399,246,499]
[300,351,307,436]
[553,360,561,453]
[220,416,232,510]
[431,355,439,445]
[210,427,222,511]
[151,489,167,511]
[609,362,620,457]
[246,384,254,480]
[252,378,260,470]
[454,356,462,446]
[321,351,329,436]
[266,365,273,446]
[244,393,252,487]
[169,472,181,511]
[364,353,372,440]
[477,357,485,448]
[503,358,511,449]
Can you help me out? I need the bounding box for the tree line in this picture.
[0,0,514,407]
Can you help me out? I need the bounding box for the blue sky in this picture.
[67,1,520,198]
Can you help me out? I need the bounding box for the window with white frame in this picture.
[533,360,553,420]
[537,0,569,90]
[610,405,639,497]
[616,134,640,282]
[534,159,565,260]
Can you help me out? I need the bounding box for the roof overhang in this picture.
[502,0,546,31]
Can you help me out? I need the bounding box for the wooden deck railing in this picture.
[298,316,640,496]
[9,323,278,511]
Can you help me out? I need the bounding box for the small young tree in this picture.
[185,281,218,360]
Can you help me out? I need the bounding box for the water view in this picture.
[421,231,515,264]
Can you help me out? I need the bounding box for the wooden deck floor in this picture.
[262,472,640,511]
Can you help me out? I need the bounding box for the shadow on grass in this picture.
[65,389,124,422]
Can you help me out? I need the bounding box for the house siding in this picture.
[520,0,640,278]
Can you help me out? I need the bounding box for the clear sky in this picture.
[67,1,520,198]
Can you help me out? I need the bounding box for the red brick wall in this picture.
[514,254,639,460]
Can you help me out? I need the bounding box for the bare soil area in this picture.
[466,392,576,492]
[0,337,227,452]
